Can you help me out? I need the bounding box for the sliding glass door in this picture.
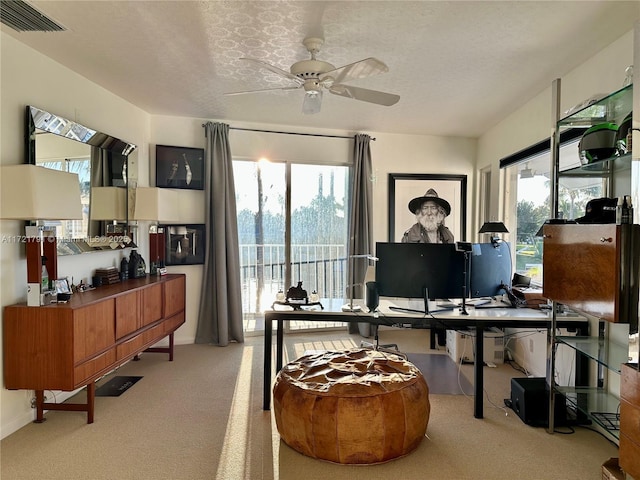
[234,159,350,335]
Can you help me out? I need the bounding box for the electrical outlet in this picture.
[30,394,47,408]
[529,338,534,353]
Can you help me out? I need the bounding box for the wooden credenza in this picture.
[3,274,186,424]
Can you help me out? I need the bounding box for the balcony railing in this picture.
[239,244,348,333]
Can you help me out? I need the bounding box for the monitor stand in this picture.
[423,287,429,315]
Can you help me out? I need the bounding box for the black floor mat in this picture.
[95,376,143,397]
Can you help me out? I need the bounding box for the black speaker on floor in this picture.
[366,281,379,312]
[510,377,567,427]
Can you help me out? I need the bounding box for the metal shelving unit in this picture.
[546,81,634,441]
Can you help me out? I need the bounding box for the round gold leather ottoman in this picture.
[273,348,430,464]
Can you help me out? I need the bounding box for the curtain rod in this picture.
[201,124,375,141]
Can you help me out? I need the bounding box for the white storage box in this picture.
[446,327,505,364]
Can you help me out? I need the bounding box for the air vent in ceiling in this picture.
[0,0,66,32]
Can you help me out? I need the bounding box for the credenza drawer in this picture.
[74,349,116,387]
[143,324,165,345]
[117,334,147,360]
[164,311,185,334]
[142,283,163,326]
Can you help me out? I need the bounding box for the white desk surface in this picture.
[272,297,585,323]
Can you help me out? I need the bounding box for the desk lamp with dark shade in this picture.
[0,165,82,306]
[478,221,509,248]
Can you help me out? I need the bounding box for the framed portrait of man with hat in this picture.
[388,173,467,243]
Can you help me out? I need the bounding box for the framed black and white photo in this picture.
[388,173,467,243]
[156,145,204,190]
[53,278,71,294]
[162,224,205,265]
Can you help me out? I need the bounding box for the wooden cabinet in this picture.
[3,274,186,424]
[620,363,640,479]
[543,223,639,441]
[542,224,639,324]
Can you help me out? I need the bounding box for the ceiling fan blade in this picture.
[224,85,301,96]
[302,91,322,115]
[240,57,302,83]
[319,58,389,85]
[329,84,399,106]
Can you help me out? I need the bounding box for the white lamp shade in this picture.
[0,164,82,220]
[90,187,127,220]
[133,187,180,222]
[177,189,205,224]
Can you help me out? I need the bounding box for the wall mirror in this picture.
[26,105,138,255]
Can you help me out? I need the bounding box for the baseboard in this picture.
[506,347,544,378]
[1,410,35,440]
[1,387,81,440]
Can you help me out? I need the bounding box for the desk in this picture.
[263,299,589,418]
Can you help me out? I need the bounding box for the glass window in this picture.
[503,138,605,285]
[234,159,350,334]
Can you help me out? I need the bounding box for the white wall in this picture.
[149,116,477,343]
[0,33,152,438]
[477,30,635,215]
[478,29,635,379]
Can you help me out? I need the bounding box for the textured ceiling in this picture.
[2,1,639,137]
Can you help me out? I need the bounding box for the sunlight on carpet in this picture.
[405,353,474,395]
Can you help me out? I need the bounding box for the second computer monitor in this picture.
[469,242,512,298]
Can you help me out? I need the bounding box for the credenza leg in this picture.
[33,383,95,424]
[86,382,95,424]
[34,390,46,423]
[144,332,175,360]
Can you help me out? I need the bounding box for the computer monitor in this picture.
[469,242,512,298]
[375,242,466,300]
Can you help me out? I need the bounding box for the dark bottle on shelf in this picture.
[120,256,129,281]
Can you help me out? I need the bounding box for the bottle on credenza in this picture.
[616,196,624,224]
[617,195,633,225]
[120,255,129,281]
[624,195,633,224]
[41,256,49,292]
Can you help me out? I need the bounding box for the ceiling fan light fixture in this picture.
[520,168,534,179]
[227,37,399,112]
[303,80,322,95]
[519,162,535,179]
[302,91,322,115]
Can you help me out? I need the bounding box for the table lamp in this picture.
[1,164,82,305]
[89,186,129,247]
[478,221,509,248]
[133,187,180,272]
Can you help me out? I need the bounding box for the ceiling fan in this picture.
[225,37,400,114]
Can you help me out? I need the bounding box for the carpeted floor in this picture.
[0,328,620,480]
[405,352,474,395]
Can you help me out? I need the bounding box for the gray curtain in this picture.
[348,134,374,333]
[195,122,244,346]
